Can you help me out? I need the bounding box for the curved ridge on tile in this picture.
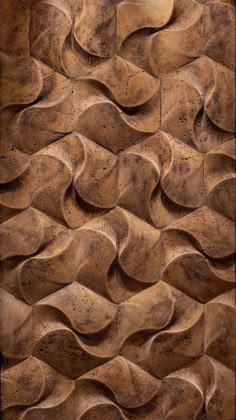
[205,289,236,370]
[122,356,235,419]
[31,132,118,229]
[119,0,203,77]
[120,282,204,378]
[119,130,204,228]
[30,0,119,78]
[32,296,118,378]
[1,58,73,155]
[0,208,78,303]
[0,289,32,361]
[30,281,174,379]
[119,1,235,77]
[1,357,75,420]
[161,206,235,302]
[75,207,161,302]
[161,56,235,152]
[74,56,160,153]
[204,0,235,70]
[78,356,160,408]
[204,139,236,220]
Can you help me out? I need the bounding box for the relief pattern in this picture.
[0,0,235,419]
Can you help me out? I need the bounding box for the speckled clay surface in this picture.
[0,0,235,419]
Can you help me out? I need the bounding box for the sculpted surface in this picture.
[0,0,235,418]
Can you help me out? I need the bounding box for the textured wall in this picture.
[0,0,235,419]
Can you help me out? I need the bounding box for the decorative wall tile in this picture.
[0,0,235,418]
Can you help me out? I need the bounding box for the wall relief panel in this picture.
[0,0,235,418]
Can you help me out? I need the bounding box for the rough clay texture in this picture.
[0,0,235,419]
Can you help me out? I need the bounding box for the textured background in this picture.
[0,0,235,418]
